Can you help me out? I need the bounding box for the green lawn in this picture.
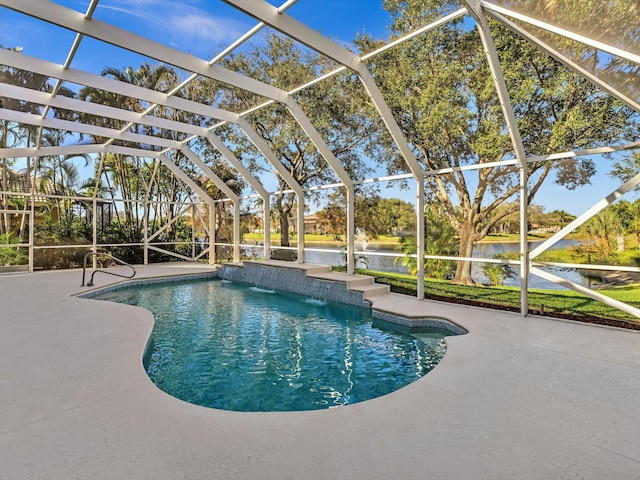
[335,268,640,324]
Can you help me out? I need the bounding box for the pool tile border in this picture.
[74,271,219,299]
[219,263,371,309]
[372,310,467,336]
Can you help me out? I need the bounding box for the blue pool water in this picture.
[95,279,451,412]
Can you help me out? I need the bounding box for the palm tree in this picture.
[550,210,575,229]
[1,52,48,235]
[37,130,91,232]
[583,208,625,257]
[79,63,191,243]
[620,200,640,249]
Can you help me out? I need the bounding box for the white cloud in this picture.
[170,13,247,45]
[98,0,249,55]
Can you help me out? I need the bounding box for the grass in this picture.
[333,267,640,324]
[600,283,640,304]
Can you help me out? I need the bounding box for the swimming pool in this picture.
[95,279,453,412]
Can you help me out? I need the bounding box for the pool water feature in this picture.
[95,279,453,412]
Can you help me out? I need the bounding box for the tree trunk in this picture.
[280,211,290,247]
[275,193,294,248]
[453,224,476,285]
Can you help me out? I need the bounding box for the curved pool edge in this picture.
[77,268,468,413]
[73,270,219,299]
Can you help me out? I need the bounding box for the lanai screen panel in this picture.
[484,0,640,104]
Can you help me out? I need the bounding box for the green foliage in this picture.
[481,253,517,286]
[205,33,376,246]
[355,3,639,283]
[609,152,640,190]
[0,233,28,266]
[396,203,458,279]
[315,192,415,238]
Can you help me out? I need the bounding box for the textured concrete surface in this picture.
[1,263,639,480]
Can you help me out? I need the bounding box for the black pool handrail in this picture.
[81,252,136,287]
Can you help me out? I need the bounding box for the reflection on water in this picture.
[252,239,594,290]
[472,239,590,289]
[96,280,450,412]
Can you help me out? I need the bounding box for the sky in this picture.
[1,0,636,216]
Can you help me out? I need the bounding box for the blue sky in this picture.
[1,0,392,70]
[1,0,635,215]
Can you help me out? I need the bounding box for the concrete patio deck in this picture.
[1,263,639,479]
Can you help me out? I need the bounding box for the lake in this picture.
[288,239,594,290]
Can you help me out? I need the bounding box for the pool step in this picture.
[249,260,391,302]
[348,283,390,299]
[306,270,390,299]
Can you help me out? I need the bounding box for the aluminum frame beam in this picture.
[0,0,353,186]
[0,108,244,260]
[0,49,238,124]
[36,0,100,150]
[481,1,640,66]
[2,143,218,209]
[531,267,640,319]
[1,81,270,215]
[486,11,640,114]
[224,0,425,293]
[0,49,304,256]
[462,0,530,316]
[0,108,237,208]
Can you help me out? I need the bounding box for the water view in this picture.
[271,239,592,290]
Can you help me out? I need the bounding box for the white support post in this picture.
[192,204,196,261]
[297,195,305,263]
[28,181,34,273]
[233,202,241,263]
[416,177,425,300]
[209,204,216,265]
[143,196,149,265]
[346,185,355,275]
[92,197,98,269]
[463,0,530,315]
[263,195,271,260]
[519,167,529,316]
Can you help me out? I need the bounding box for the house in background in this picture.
[0,168,113,234]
